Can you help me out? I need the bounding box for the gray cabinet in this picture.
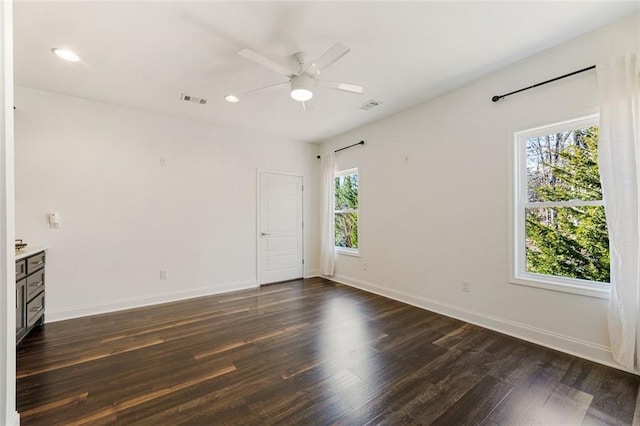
[16,250,45,345]
[16,279,26,342]
[16,260,26,281]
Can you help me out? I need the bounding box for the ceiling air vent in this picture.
[180,93,207,105]
[359,99,382,110]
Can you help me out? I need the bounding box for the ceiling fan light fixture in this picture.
[290,88,313,102]
[290,75,313,102]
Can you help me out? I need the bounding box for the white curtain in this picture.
[319,152,335,276]
[597,53,640,370]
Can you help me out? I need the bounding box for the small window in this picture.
[335,169,359,254]
[513,116,610,297]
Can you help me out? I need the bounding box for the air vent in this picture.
[180,93,207,105]
[359,99,382,110]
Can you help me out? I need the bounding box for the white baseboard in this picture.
[304,269,321,278]
[6,410,19,426]
[46,280,258,323]
[331,273,637,375]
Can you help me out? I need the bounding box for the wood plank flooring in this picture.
[16,278,640,425]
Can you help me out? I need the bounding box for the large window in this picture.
[513,116,610,297]
[335,168,359,254]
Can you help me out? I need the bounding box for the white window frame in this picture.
[511,115,610,299]
[335,168,360,257]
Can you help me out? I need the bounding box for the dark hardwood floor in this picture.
[16,278,640,425]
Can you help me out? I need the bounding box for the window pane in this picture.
[335,173,358,211]
[525,206,609,283]
[335,212,359,249]
[526,126,602,202]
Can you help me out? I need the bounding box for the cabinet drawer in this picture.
[26,268,45,301]
[26,292,45,328]
[16,260,27,281]
[27,252,46,274]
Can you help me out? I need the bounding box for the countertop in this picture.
[15,246,48,261]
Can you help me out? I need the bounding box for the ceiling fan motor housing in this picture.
[290,74,314,102]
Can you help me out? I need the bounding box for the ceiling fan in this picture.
[237,43,364,110]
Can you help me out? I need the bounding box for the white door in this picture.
[259,172,303,284]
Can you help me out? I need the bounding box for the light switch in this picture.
[48,213,60,229]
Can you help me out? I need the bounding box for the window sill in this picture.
[335,248,360,258]
[510,274,610,299]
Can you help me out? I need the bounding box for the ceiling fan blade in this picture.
[316,79,364,94]
[303,43,350,75]
[243,81,289,96]
[238,48,291,77]
[301,100,314,111]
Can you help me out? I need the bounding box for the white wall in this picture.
[14,86,319,321]
[319,14,639,369]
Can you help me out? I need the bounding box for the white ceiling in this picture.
[13,1,639,143]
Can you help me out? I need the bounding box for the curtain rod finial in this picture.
[491,96,501,102]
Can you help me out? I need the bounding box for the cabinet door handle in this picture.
[260,232,271,236]
[30,306,43,314]
[29,281,44,287]
[33,260,44,265]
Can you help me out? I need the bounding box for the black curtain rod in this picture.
[317,140,365,159]
[492,65,596,103]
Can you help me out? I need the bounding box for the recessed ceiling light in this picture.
[51,48,80,62]
[224,95,240,103]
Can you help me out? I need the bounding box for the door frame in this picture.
[256,170,304,286]
[1,0,18,423]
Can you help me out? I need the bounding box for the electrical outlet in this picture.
[462,281,471,293]
[160,157,167,167]
[160,270,168,280]
[363,261,368,271]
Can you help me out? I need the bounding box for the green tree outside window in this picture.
[335,172,358,249]
[524,125,610,283]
